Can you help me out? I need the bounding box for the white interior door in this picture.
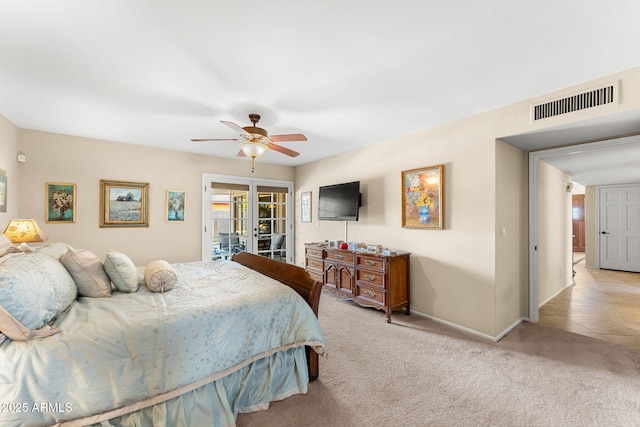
[599,184,640,272]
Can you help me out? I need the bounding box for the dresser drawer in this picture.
[356,269,385,288]
[355,284,385,305]
[356,255,386,272]
[326,250,355,263]
[305,257,323,271]
[305,247,324,258]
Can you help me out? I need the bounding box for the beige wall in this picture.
[0,114,21,232]
[495,140,529,334]
[537,161,573,305]
[585,186,597,268]
[16,129,294,265]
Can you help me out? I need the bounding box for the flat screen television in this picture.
[318,181,361,221]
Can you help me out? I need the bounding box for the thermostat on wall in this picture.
[17,153,26,163]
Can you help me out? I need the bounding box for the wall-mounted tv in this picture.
[318,181,361,221]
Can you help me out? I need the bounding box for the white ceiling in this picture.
[1,1,640,182]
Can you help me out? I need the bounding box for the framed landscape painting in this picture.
[46,182,76,223]
[100,180,149,227]
[401,164,444,229]
[166,190,185,222]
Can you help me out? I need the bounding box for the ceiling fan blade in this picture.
[190,138,240,142]
[221,120,246,135]
[269,133,308,142]
[268,143,300,157]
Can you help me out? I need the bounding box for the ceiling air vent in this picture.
[532,82,618,122]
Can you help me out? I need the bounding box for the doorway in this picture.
[201,174,294,263]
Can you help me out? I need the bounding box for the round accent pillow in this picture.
[144,260,177,293]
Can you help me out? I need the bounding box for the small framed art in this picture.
[402,164,444,229]
[166,190,185,222]
[100,180,149,227]
[46,182,76,223]
[0,172,6,213]
[301,191,312,223]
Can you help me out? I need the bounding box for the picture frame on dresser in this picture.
[45,182,76,223]
[99,180,149,228]
[401,164,444,229]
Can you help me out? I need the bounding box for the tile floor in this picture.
[539,255,640,351]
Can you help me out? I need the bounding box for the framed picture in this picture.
[46,182,76,223]
[301,191,312,223]
[166,190,185,222]
[402,164,444,229]
[100,180,149,227]
[0,171,6,213]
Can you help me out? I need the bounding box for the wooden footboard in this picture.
[231,252,322,381]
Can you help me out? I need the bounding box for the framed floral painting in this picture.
[46,182,76,223]
[166,190,185,222]
[402,165,444,229]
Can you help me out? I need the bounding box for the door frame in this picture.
[528,134,639,322]
[201,173,294,262]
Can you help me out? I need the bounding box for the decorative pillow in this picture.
[104,250,139,293]
[35,242,74,261]
[0,253,77,341]
[0,234,12,257]
[61,248,112,297]
[144,260,177,293]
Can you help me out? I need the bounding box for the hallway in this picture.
[539,259,640,351]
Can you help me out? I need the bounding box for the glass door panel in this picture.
[211,183,248,260]
[255,186,288,261]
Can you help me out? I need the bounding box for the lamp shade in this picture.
[239,141,269,159]
[3,219,49,243]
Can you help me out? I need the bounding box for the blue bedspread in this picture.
[0,260,325,427]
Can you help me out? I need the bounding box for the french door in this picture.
[201,174,294,263]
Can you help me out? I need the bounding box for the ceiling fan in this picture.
[191,114,307,172]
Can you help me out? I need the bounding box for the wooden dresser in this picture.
[304,243,410,323]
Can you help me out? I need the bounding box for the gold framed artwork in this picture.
[166,190,185,222]
[402,164,444,229]
[100,180,149,228]
[301,191,312,223]
[46,182,76,223]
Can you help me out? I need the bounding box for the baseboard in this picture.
[409,309,524,342]
[538,280,574,308]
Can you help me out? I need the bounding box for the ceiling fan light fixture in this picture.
[239,141,269,159]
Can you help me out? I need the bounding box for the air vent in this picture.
[532,82,618,121]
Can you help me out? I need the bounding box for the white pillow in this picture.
[0,234,12,257]
[104,250,139,293]
[35,242,74,261]
[144,260,177,293]
[0,253,77,341]
[61,248,112,297]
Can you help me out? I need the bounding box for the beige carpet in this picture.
[237,291,640,427]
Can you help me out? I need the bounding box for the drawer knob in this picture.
[364,274,376,281]
[363,290,376,298]
[335,254,344,260]
[365,260,376,266]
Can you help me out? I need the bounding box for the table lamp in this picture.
[2,218,49,252]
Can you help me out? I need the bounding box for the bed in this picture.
[0,244,325,427]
